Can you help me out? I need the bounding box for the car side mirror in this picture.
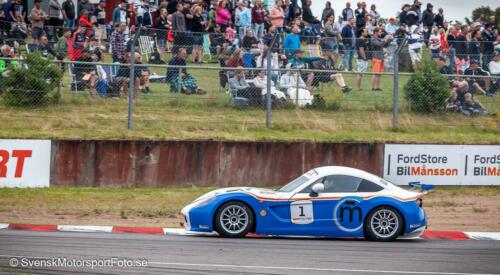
[310,183,325,197]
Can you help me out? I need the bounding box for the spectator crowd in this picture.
[0,0,498,112]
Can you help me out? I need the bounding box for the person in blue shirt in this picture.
[288,49,351,92]
[283,26,301,58]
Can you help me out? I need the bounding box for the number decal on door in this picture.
[290,201,313,224]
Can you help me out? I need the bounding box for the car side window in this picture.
[299,175,383,193]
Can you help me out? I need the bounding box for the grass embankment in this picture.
[1,186,499,231]
[1,66,499,143]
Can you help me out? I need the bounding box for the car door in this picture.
[288,175,383,237]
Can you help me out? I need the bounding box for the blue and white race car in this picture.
[181,166,430,241]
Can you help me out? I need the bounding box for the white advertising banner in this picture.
[0,140,51,188]
[384,144,500,185]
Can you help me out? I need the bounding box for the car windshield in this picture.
[277,175,311,192]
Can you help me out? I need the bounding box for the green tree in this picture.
[2,52,63,106]
[404,58,450,113]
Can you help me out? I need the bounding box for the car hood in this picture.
[193,187,289,202]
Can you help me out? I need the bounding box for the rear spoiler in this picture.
[408,182,434,194]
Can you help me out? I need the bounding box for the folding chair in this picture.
[138,36,155,60]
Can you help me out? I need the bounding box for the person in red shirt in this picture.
[78,9,94,38]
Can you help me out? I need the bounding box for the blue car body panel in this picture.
[184,192,426,238]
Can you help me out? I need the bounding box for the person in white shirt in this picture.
[407,25,424,67]
[429,27,441,60]
[384,18,398,71]
[487,51,500,96]
[279,64,313,107]
[253,70,287,101]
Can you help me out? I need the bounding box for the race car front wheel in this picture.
[215,201,254,238]
[364,206,403,241]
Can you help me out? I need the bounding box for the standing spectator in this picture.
[407,25,423,67]
[410,0,422,24]
[71,23,88,61]
[166,0,178,14]
[282,0,291,26]
[321,14,339,67]
[216,0,231,32]
[399,4,410,26]
[482,24,496,72]
[47,0,62,41]
[371,27,392,91]
[434,8,444,29]
[1,0,13,37]
[62,0,76,29]
[366,17,376,35]
[236,1,251,41]
[30,0,48,44]
[355,27,368,90]
[112,0,130,27]
[207,0,217,32]
[405,4,418,27]
[384,17,398,71]
[192,5,206,64]
[269,0,285,34]
[155,8,170,61]
[182,1,194,54]
[77,0,93,19]
[369,4,380,21]
[54,28,71,60]
[252,0,266,40]
[92,1,107,46]
[422,3,434,42]
[354,2,367,29]
[171,3,186,54]
[9,0,25,30]
[321,1,334,27]
[429,27,441,60]
[133,0,152,29]
[283,25,301,57]
[469,30,481,65]
[341,17,356,71]
[110,22,127,63]
[341,2,353,22]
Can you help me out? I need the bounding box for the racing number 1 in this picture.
[290,201,313,224]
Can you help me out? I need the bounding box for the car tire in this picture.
[214,201,254,238]
[364,206,403,242]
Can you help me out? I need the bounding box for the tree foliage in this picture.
[2,52,63,106]
[404,58,450,113]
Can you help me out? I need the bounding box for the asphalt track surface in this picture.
[0,231,500,275]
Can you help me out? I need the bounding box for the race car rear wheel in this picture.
[364,207,403,241]
[215,201,254,238]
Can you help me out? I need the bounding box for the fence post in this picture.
[128,28,142,130]
[392,38,406,128]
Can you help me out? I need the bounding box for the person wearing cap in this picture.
[464,59,490,96]
[30,0,48,44]
[422,3,434,41]
[407,25,423,67]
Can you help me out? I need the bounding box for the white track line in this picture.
[148,262,499,275]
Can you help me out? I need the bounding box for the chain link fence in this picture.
[0,28,499,137]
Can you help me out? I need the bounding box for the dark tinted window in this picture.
[300,175,383,193]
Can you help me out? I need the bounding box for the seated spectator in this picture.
[446,89,462,113]
[241,29,260,53]
[228,68,261,105]
[283,26,301,57]
[0,44,19,81]
[165,48,204,94]
[279,63,313,107]
[462,93,488,116]
[35,35,58,59]
[486,50,499,96]
[256,43,285,82]
[210,26,233,59]
[71,23,89,61]
[225,48,245,76]
[288,49,351,92]
[437,56,452,75]
[87,37,104,61]
[74,48,98,96]
[252,70,287,103]
[464,60,490,95]
[114,52,152,96]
